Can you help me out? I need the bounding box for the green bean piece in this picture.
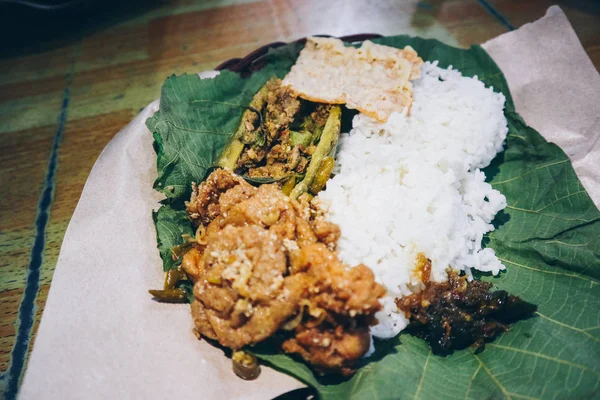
[148,288,187,303]
[216,140,245,170]
[290,106,341,199]
[215,84,269,170]
[232,351,261,380]
[309,156,335,195]
[164,269,186,290]
[281,176,296,196]
[171,241,193,261]
[289,130,313,147]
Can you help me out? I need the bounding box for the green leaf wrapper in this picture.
[147,37,600,399]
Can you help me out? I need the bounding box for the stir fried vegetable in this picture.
[214,78,340,197]
[164,269,186,290]
[290,106,341,198]
[309,156,335,195]
[150,81,342,309]
[150,266,190,303]
[148,288,187,303]
[232,351,261,380]
[216,85,269,170]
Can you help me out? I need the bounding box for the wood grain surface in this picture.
[0,0,598,397]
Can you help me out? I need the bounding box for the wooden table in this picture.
[0,0,598,397]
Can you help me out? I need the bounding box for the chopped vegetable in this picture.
[164,269,186,290]
[290,106,341,199]
[214,79,338,189]
[148,288,187,303]
[281,176,296,196]
[232,351,260,380]
[170,241,194,261]
[215,84,269,169]
[309,156,334,195]
[290,130,314,147]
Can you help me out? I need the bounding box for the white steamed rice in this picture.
[317,61,509,340]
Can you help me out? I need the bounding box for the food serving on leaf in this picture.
[147,37,538,379]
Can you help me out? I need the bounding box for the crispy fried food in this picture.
[282,243,384,375]
[283,37,424,122]
[282,324,370,377]
[185,168,250,227]
[183,169,385,375]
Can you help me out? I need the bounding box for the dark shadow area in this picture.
[482,149,504,183]
[0,0,165,59]
[490,208,510,232]
[359,336,400,367]
[272,387,316,400]
[482,209,510,248]
[253,333,401,388]
[340,108,358,135]
[557,0,600,15]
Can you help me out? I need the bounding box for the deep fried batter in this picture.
[186,168,250,227]
[282,324,371,376]
[183,169,385,375]
[282,243,384,375]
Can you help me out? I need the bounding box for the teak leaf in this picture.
[147,37,600,399]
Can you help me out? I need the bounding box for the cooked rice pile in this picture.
[317,61,509,339]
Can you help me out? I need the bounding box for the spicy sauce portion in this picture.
[397,268,536,354]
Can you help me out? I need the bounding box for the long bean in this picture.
[148,288,187,303]
[215,84,269,170]
[290,106,341,199]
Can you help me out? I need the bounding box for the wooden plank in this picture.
[489,0,600,70]
[0,124,56,297]
[0,288,23,372]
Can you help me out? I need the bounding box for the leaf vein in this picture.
[498,257,599,285]
[472,353,512,399]
[504,205,594,223]
[165,120,233,136]
[534,190,587,212]
[413,350,431,400]
[535,312,600,344]
[487,344,599,375]
[491,159,569,185]
[465,365,481,400]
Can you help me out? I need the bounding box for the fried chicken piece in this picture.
[281,244,385,375]
[184,169,385,374]
[282,324,371,376]
[193,224,303,349]
[290,244,384,316]
[310,216,340,249]
[185,168,250,227]
[187,183,303,349]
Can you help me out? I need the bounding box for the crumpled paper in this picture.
[482,6,600,206]
[19,6,600,399]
